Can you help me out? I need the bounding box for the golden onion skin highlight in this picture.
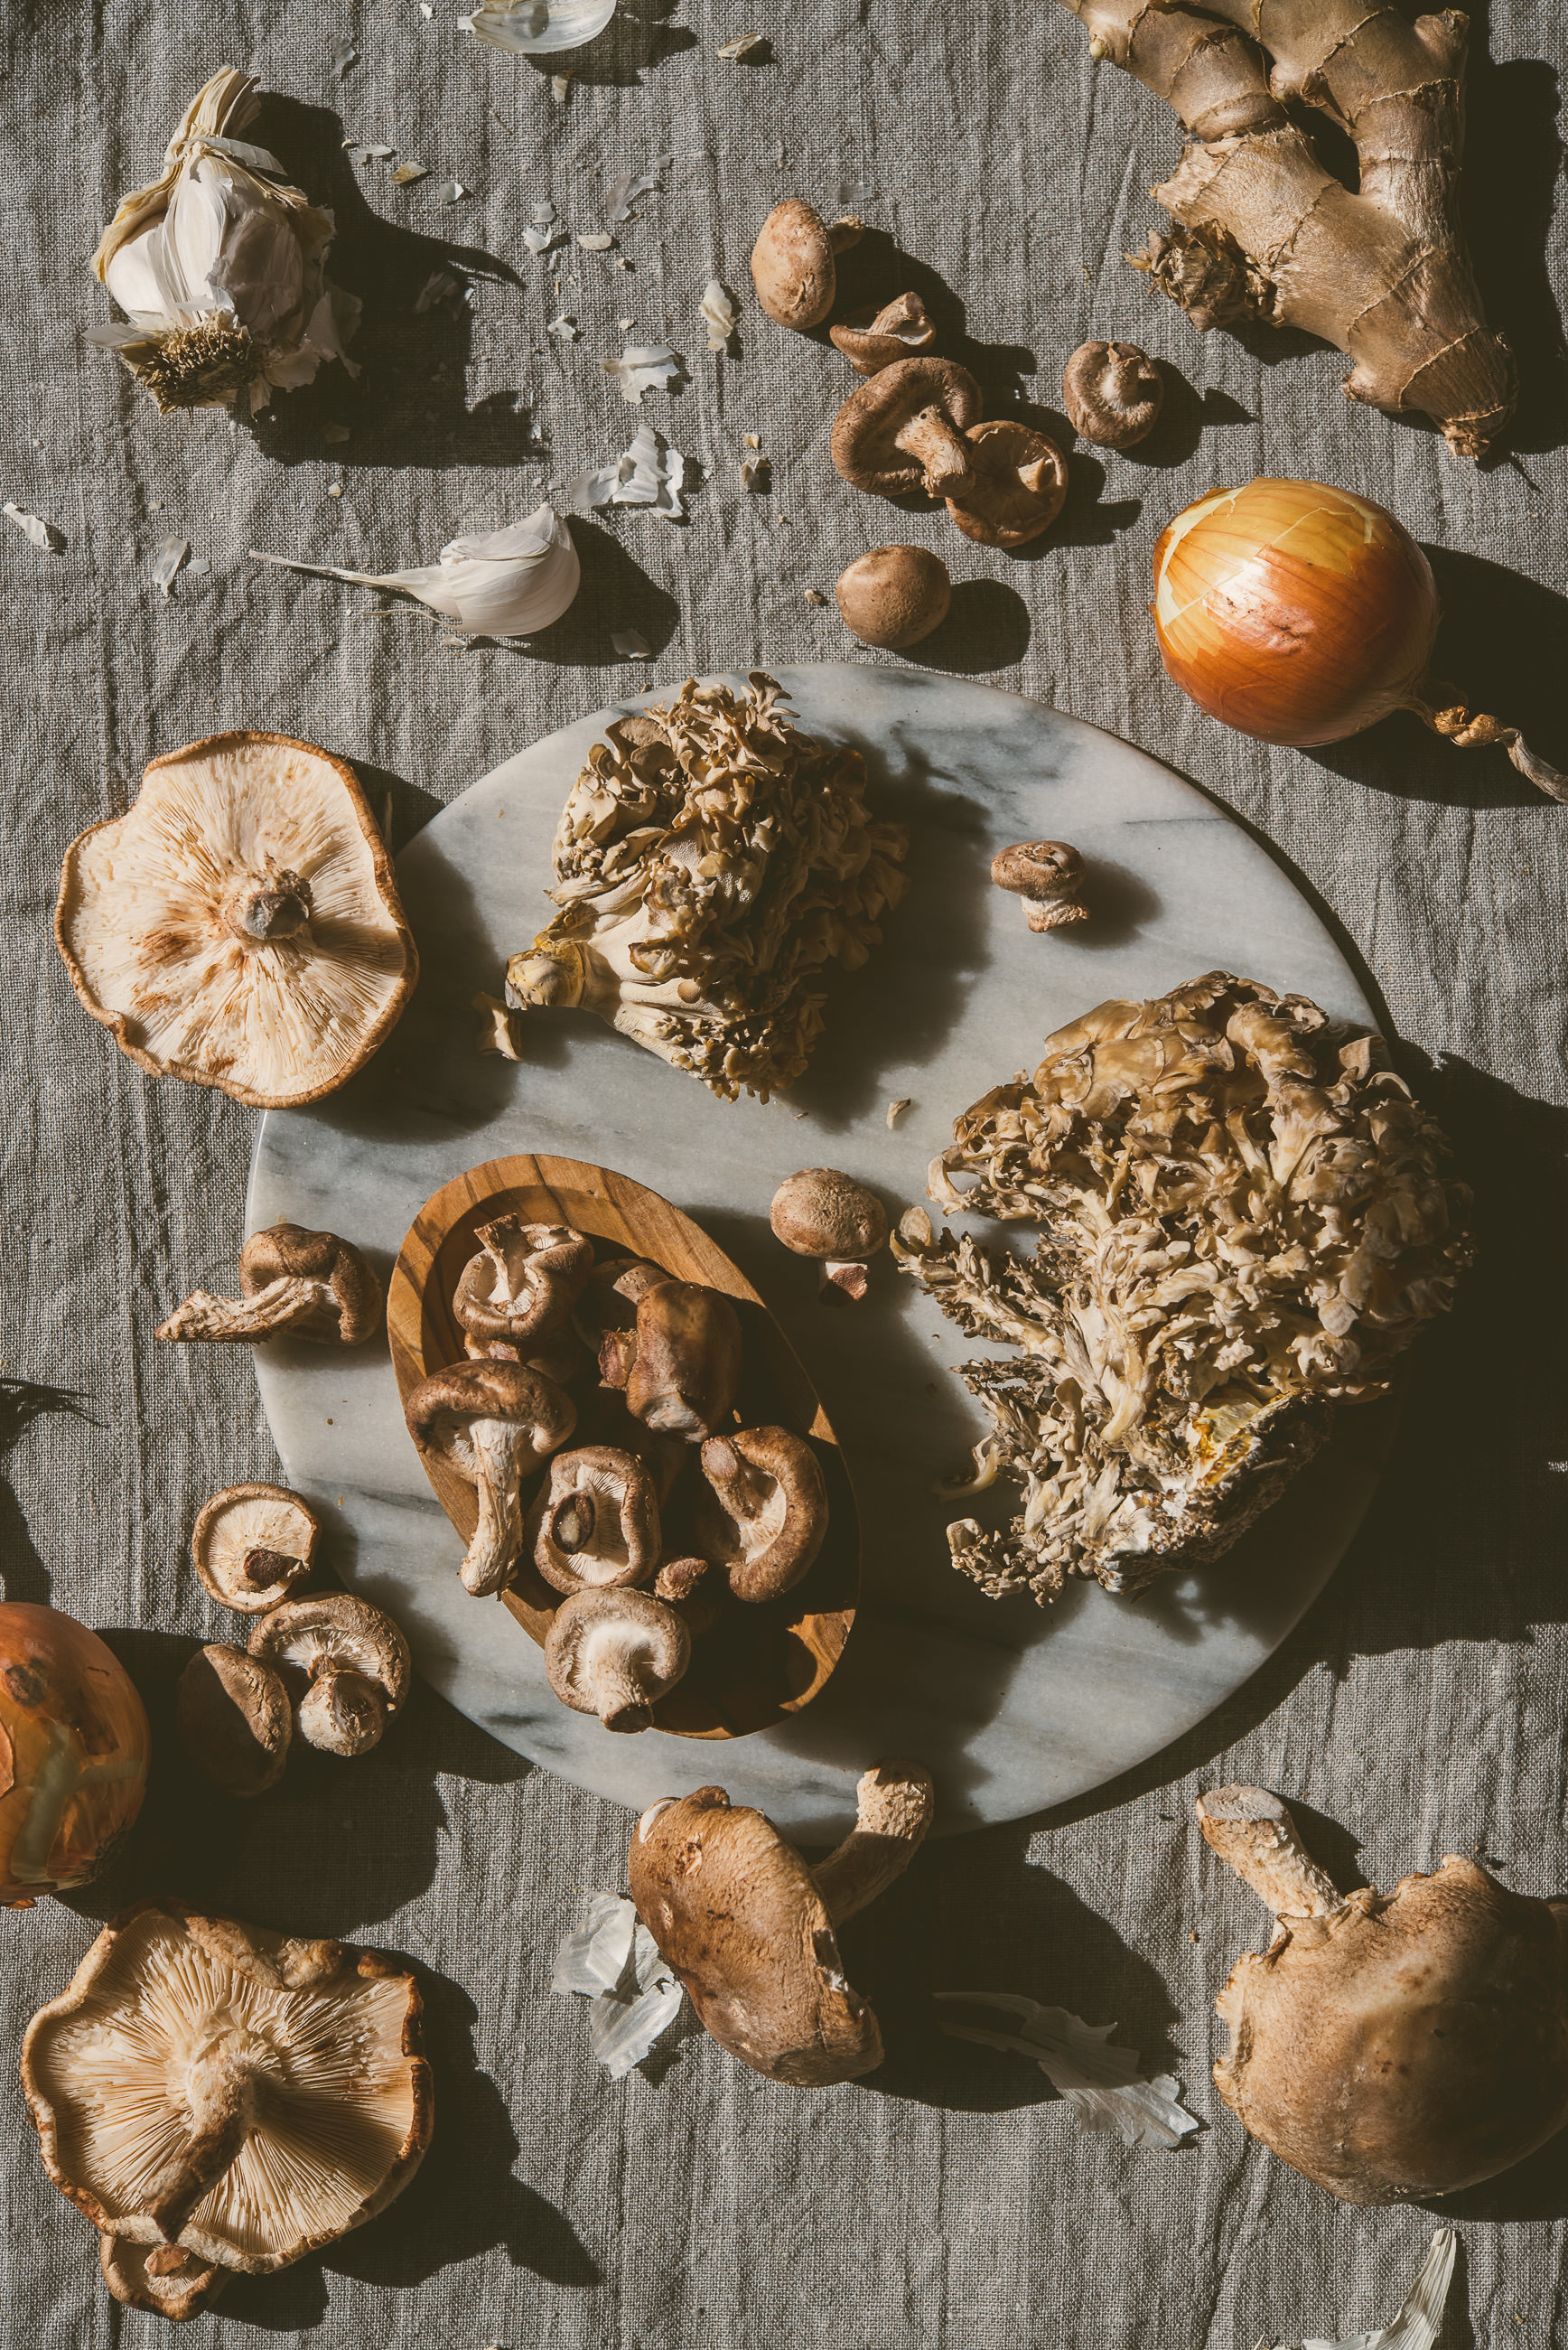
[0,1604,150,1906]
[1152,479,1441,747]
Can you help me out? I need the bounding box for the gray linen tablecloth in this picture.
[3,0,1565,2341]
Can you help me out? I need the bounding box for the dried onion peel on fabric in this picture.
[504,673,909,1101]
[90,69,359,417]
[894,972,1472,1603]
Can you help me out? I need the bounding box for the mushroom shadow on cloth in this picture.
[1105,367,1253,471]
[235,97,537,472]
[913,577,1033,674]
[1006,406,1143,552]
[830,230,1038,408]
[323,1965,602,2293]
[845,1821,1188,2111]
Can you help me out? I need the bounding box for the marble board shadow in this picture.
[249,665,1380,1842]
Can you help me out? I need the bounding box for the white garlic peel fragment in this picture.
[611,629,652,659]
[605,167,660,223]
[1265,2229,1455,2350]
[92,68,360,416]
[552,1892,684,2079]
[571,423,689,519]
[935,1993,1199,2149]
[4,502,65,553]
[468,0,616,51]
[151,536,191,596]
[699,279,738,352]
[601,345,684,405]
[249,505,580,637]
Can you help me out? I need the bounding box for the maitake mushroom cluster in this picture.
[504,672,907,1102]
[895,972,1472,1603]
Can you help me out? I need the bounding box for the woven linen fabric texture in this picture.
[1,0,1564,2342]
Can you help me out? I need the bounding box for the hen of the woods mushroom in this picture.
[896,973,1471,1603]
[504,674,908,1100]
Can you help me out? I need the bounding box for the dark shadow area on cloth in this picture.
[843,1822,1189,2111]
[909,578,1032,673]
[1303,552,1568,810]
[69,1638,531,1934]
[1003,404,1143,550]
[491,519,683,668]
[352,762,443,855]
[1,1376,94,1604]
[1116,368,1253,470]
[1461,5,1566,463]
[1431,2128,1568,2228]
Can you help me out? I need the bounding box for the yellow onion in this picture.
[1152,478,1565,800]
[0,1604,151,1907]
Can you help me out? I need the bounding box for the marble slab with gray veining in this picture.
[248,665,1380,1842]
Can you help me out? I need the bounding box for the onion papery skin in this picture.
[1152,480,1441,748]
[0,1604,150,1906]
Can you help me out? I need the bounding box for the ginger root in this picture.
[1059,0,1516,458]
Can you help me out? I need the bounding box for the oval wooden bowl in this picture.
[387,1152,859,1739]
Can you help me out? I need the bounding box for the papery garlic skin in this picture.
[91,68,360,416]
[249,505,582,637]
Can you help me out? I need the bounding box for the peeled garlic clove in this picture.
[249,504,581,637]
[466,0,616,51]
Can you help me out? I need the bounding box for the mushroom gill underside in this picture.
[894,972,1471,1603]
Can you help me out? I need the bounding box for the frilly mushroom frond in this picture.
[505,673,909,1102]
[895,973,1472,1603]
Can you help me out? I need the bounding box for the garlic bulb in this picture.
[249,506,582,637]
[91,68,359,416]
[465,0,617,51]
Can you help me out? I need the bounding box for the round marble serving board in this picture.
[249,665,1381,1841]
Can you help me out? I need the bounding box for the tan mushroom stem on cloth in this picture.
[404,1360,576,1595]
[452,1216,595,1350]
[527,1446,662,1594]
[247,1595,410,1757]
[630,1762,935,2083]
[55,734,416,1109]
[544,1587,690,1731]
[695,1426,829,1602]
[1198,1785,1568,2204]
[946,420,1069,548]
[157,1223,382,1345]
[831,359,983,499]
[23,1900,432,2280]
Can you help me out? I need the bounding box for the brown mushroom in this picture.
[54,733,417,1109]
[770,1166,889,1300]
[573,1382,691,1504]
[527,1446,662,1595]
[653,1554,723,1636]
[23,1898,432,2281]
[624,1281,743,1441]
[1062,341,1164,448]
[695,1425,829,1602]
[834,546,951,650]
[191,1484,320,1613]
[544,1586,690,1732]
[629,1760,935,2083]
[465,1321,589,1384]
[100,2233,228,2319]
[156,1223,382,1345]
[989,839,1088,931]
[247,1593,410,1757]
[1197,1784,1568,2205]
[945,419,1069,547]
[403,1359,577,1595]
[176,1644,293,1797]
[452,1216,594,1351]
[830,358,983,500]
[829,291,937,375]
[750,198,863,330]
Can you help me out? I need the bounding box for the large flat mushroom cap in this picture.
[22,1898,432,2274]
[55,733,417,1109]
[630,1788,883,2083]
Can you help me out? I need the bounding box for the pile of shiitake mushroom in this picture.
[402,1219,831,1732]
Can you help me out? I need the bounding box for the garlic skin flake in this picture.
[250,505,581,636]
[936,1993,1200,2149]
[4,502,65,553]
[699,279,738,352]
[468,0,616,51]
[91,68,360,416]
[601,344,684,404]
[570,424,689,518]
[552,1893,684,2080]
[1266,2229,1455,2350]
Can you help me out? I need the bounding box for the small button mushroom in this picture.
[452,1215,595,1351]
[191,1483,320,1614]
[831,357,984,500]
[695,1425,830,1602]
[835,546,952,650]
[653,1554,723,1636]
[404,1359,577,1596]
[527,1446,662,1594]
[750,197,864,330]
[1062,340,1164,448]
[544,1586,690,1732]
[176,1643,293,1797]
[100,2234,227,2320]
[156,1223,382,1345]
[829,291,937,375]
[1197,1784,1568,2204]
[247,1593,411,1757]
[945,419,1069,547]
[990,839,1088,931]
[770,1166,889,1300]
[629,1760,935,2083]
[624,1280,744,1441]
